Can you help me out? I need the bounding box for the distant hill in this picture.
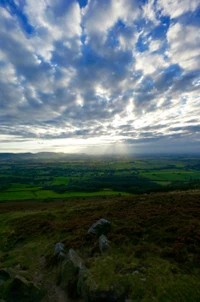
[0,152,89,161]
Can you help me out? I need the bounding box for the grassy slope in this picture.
[0,191,200,301]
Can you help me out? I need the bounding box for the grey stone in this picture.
[88,219,111,236]
[77,266,90,297]
[99,235,111,253]
[57,251,66,261]
[60,249,84,296]
[2,275,44,302]
[54,242,65,255]
[67,249,84,269]
[53,242,67,263]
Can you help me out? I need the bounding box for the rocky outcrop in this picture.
[54,242,65,255]
[53,219,127,301]
[99,234,111,253]
[59,249,84,297]
[1,275,44,302]
[88,218,111,236]
[54,242,66,261]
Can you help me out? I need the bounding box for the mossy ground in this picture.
[0,191,200,301]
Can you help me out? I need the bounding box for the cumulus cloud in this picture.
[158,0,199,19]
[167,22,200,70]
[0,0,199,153]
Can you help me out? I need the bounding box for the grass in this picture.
[0,190,200,301]
[52,176,70,185]
[0,190,129,201]
[1,157,200,201]
[140,171,200,182]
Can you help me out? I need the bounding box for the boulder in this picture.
[54,242,66,261]
[54,242,65,256]
[99,235,111,253]
[2,275,44,302]
[0,267,31,281]
[88,219,111,236]
[47,242,66,266]
[60,249,84,297]
[68,249,84,269]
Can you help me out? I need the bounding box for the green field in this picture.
[0,190,128,201]
[140,171,200,181]
[0,155,200,201]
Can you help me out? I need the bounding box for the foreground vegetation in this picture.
[0,190,200,301]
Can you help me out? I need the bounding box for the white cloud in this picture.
[83,0,140,53]
[143,0,159,24]
[158,0,200,19]
[149,39,162,52]
[167,23,200,70]
[0,0,199,153]
[24,0,82,61]
[135,52,169,75]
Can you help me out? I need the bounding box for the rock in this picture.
[48,242,66,266]
[15,264,21,270]
[0,267,29,280]
[99,235,111,253]
[68,249,84,269]
[132,270,139,275]
[54,242,65,255]
[77,266,90,297]
[54,243,66,261]
[57,251,67,261]
[89,291,119,302]
[2,275,44,302]
[88,219,111,236]
[60,249,84,297]
[0,269,10,284]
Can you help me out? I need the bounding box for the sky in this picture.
[0,0,200,154]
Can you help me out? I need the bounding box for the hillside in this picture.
[0,190,200,301]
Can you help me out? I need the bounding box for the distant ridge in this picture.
[0,152,88,161]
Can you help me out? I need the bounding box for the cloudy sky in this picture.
[0,0,200,154]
